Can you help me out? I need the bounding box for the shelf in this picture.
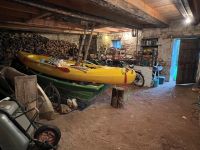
[141,45,159,48]
[142,37,158,40]
[137,38,158,67]
[143,56,152,58]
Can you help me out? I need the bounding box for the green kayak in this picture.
[32,70,109,101]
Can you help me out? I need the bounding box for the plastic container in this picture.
[159,76,165,85]
[153,77,159,87]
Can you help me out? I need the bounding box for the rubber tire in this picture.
[134,71,145,87]
[34,125,61,149]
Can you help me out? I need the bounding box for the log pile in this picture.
[0,32,78,62]
[46,40,78,59]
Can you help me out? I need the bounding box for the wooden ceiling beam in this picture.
[11,0,140,29]
[102,27,121,32]
[94,27,130,33]
[0,5,38,15]
[90,0,169,27]
[0,15,24,22]
[0,24,76,34]
[27,13,51,23]
[124,0,169,24]
[175,0,193,18]
[106,27,130,33]
[0,21,82,31]
[44,0,147,27]
[0,0,41,14]
[188,0,200,25]
[0,8,33,21]
[94,29,110,33]
[0,22,98,35]
[28,19,84,29]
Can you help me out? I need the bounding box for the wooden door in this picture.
[176,39,200,84]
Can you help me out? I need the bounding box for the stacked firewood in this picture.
[0,32,48,54]
[46,40,78,58]
[0,32,78,62]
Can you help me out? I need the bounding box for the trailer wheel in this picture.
[44,83,61,110]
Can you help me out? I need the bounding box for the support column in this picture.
[76,27,87,65]
[84,26,94,61]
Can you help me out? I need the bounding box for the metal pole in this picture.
[84,27,94,61]
[135,29,139,54]
[76,27,87,64]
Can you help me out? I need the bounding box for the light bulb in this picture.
[185,17,192,24]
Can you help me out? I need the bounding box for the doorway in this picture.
[170,39,180,82]
[171,38,200,84]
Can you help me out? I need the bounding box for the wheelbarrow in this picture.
[0,97,61,150]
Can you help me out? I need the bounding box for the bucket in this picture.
[153,77,159,87]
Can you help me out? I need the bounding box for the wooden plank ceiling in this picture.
[0,0,198,34]
[143,0,183,21]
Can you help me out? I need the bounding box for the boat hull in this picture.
[18,51,136,84]
[34,71,108,101]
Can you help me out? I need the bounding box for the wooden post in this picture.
[15,75,38,119]
[84,26,94,61]
[76,27,87,65]
[111,87,124,108]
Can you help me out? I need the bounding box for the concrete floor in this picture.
[48,82,200,150]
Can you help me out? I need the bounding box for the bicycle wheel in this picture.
[134,71,145,87]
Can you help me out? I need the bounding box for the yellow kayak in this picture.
[17,51,136,84]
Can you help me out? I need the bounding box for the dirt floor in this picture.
[48,82,200,150]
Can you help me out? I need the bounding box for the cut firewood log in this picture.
[111,87,125,108]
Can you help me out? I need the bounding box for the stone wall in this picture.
[97,31,142,55]
[142,22,200,81]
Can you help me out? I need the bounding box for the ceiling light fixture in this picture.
[132,28,138,37]
[185,17,192,24]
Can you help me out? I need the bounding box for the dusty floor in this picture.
[48,82,200,150]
